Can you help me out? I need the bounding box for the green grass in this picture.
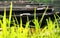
[0,2,60,38]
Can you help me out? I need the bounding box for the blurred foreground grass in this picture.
[0,2,60,38]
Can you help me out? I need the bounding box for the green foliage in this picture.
[0,1,60,38]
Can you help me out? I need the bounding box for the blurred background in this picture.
[0,0,60,12]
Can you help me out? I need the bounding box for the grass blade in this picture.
[8,2,12,27]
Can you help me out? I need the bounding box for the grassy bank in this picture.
[0,2,60,38]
